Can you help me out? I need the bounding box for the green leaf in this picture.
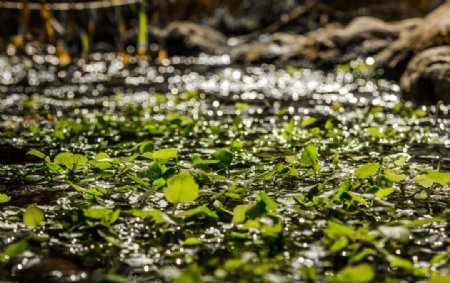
[300,144,318,167]
[374,187,395,199]
[425,170,450,187]
[348,192,368,206]
[23,204,45,228]
[129,209,168,225]
[349,248,378,264]
[0,240,28,262]
[212,149,233,168]
[0,193,11,203]
[330,237,349,253]
[142,148,178,160]
[256,193,278,211]
[285,155,298,164]
[177,205,218,220]
[354,163,380,179]
[414,174,434,188]
[232,204,253,224]
[393,155,408,167]
[68,181,86,193]
[301,117,317,128]
[83,206,120,224]
[91,152,112,170]
[54,152,73,167]
[430,274,450,283]
[384,170,407,182]
[27,149,46,159]
[333,264,374,283]
[54,152,87,170]
[387,255,414,270]
[183,237,203,246]
[163,171,199,204]
[83,206,113,219]
[368,127,382,138]
[324,220,355,238]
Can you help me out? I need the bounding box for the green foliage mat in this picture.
[0,58,449,282]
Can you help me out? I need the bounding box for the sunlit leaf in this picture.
[0,240,28,262]
[163,171,199,204]
[387,255,414,270]
[354,163,380,179]
[27,149,46,159]
[183,237,203,246]
[333,264,374,283]
[0,194,11,203]
[330,237,348,253]
[300,144,318,167]
[301,117,317,128]
[232,204,253,224]
[177,205,218,220]
[212,149,233,169]
[384,170,407,182]
[374,187,395,199]
[142,148,178,161]
[23,204,44,228]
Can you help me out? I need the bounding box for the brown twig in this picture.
[0,0,141,10]
[232,0,319,44]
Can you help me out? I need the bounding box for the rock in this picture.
[162,21,228,56]
[301,17,422,67]
[400,46,450,104]
[231,32,306,64]
[376,2,450,79]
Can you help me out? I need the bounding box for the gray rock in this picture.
[301,17,422,67]
[376,2,450,79]
[231,32,306,64]
[400,46,450,104]
[162,21,228,56]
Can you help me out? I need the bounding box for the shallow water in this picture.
[0,53,449,282]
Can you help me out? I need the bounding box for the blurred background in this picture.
[0,0,445,59]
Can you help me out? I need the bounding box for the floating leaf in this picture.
[177,205,218,220]
[285,155,298,164]
[300,144,318,167]
[212,149,233,169]
[354,163,380,179]
[83,206,120,224]
[384,170,407,182]
[325,220,355,238]
[414,170,450,188]
[301,117,317,128]
[91,152,112,170]
[27,149,46,159]
[333,264,375,283]
[368,127,382,138]
[23,204,44,228]
[232,204,253,224]
[54,152,87,170]
[430,274,450,283]
[0,194,11,203]
[129,209,169,225]
[393,155,409,167]
[374,187,395,199]
[148,148,178,161]
[330,237,349,253]
[163,171,199,204]
[0,240,28,262]
[183,237,203,246]
[387,255,414,270]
